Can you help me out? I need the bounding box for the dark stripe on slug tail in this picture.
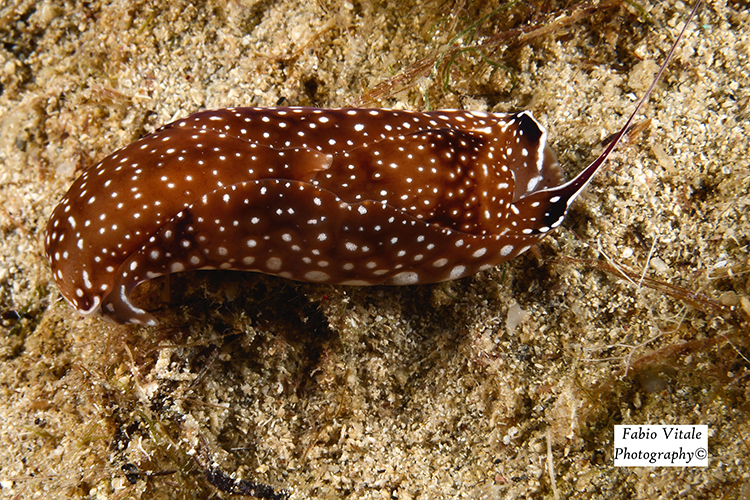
[44,1,701,325]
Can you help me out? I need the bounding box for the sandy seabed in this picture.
[0,1,748,499]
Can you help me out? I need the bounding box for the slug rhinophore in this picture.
[44,3,700,326]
